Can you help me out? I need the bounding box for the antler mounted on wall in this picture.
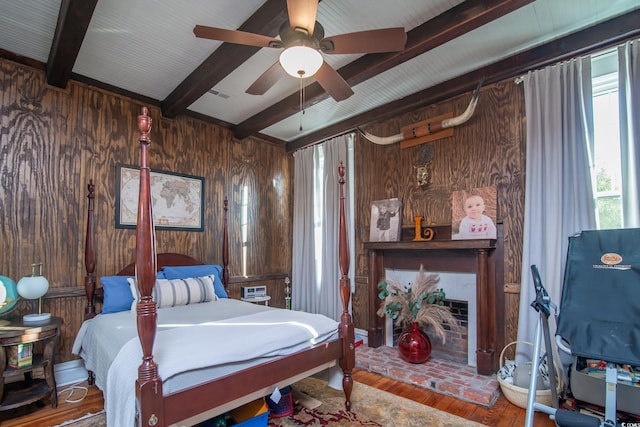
[359,79,483,147]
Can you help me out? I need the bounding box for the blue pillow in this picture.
[162,265,228,298]
[100,276,134,314]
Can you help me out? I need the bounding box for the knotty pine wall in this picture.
[0,58,292,363]
[353,81,526,354]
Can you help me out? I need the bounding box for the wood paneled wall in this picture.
[352,81,526,349]
[1,57,526,365]
[0,58,292,362]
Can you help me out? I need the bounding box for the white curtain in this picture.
[292,134,352,321]
[618,39,640,228]
[516,57,597,367]
[292,146,316,313]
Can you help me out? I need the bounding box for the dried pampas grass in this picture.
[377,265,460,343]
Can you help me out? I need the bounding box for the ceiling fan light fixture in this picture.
[279,46,323,78]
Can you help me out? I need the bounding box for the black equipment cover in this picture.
[556,228,640,366]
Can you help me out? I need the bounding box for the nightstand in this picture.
[241,296,271,306]
[0,316,62,411]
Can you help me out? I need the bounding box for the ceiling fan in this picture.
[193,0,407,102]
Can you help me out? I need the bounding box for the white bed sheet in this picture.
[72,299,339,427]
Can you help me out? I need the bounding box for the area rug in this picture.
[54,410,105,427]
[267,377,486,426]
[55,378,486,426]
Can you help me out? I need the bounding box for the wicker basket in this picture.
[266,386,293,418]
[497,341,562,409]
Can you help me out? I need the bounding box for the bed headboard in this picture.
[83,112,229,320]
[116,253,203,276]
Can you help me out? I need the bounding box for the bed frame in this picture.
[82,106,355,426]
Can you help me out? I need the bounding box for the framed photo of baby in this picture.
[451,186,497,240]
[369,198,403,242]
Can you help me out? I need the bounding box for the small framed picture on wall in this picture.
[451,186,497,240]
[369,198,403,242]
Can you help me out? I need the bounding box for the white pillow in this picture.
[128,275,217,311]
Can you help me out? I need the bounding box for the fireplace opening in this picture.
[392,300,469,365]
[383,269,477,366]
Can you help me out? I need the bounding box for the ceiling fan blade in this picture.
[194,25,279,48]
[321,28,407,54]
[313,61,354,102]
[246,61,285,95]
[287,0,318,35]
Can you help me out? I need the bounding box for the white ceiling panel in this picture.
[0,0,61,63]
[1,0,638,144]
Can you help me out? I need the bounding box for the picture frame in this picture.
[369,198,403,242]
[115,164,205,231]
[451,186,497,240]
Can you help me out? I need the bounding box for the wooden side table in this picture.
[0,316,62,411]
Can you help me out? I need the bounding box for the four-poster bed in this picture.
[74,106,355,426]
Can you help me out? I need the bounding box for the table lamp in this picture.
[17,262,50,323]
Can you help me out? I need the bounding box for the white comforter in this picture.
[72,299,339,427]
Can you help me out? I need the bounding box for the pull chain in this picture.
[298,76,305,131]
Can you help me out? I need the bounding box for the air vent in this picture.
[207,89,230,99]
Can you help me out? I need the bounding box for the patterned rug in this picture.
[267,377,486,426]
[54,410,105,427]
[56,378,486,427]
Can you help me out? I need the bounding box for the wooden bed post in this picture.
[84,180,97,319]
[134,106,164,426]
[337,162,355,411]
[81,110,354,425]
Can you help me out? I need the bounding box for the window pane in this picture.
[591,49,622,229]
[593,91,621,193]
[597,195,622,229]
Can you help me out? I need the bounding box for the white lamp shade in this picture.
[279,46,323,78]
[17,275,49,300]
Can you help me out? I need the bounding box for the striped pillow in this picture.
[128,275,217,310]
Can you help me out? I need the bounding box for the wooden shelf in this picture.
[0,379,51,411]
[0,317,62,412]
[364,239,495,251]
[2,354,47,378]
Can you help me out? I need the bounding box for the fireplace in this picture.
[384,269,476,366]
[364,223,505,375]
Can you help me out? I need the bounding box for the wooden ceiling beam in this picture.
[161,0,289,119]
[285,8,640,152]
[46,0,99,88]
[233,0,534,140]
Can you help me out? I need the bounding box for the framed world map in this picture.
[115,164,205,231]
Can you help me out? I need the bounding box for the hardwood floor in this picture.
[0,382,104,427]
[0,369,557,426]
[352,369,556,426]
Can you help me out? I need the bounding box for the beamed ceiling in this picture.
[1,0,639,152]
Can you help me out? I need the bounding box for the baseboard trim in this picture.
[54,359,88,387]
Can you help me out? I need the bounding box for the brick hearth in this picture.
[356,345,500,407]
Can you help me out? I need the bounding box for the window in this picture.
[592,50,622,229]
[312,139,355,287]
[240,185,249,276]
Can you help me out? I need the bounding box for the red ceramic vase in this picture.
[398,322,432,364]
